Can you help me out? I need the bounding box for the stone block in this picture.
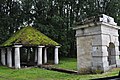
[101,25,119,36]
[76,25,101,37]
[92,46,102,56]
[76,29,83,37]
[92,35,102,45]
[92,61,109,71]
[77,36,93,71]
[101,46,109,56]
[92,46,108,56]
[92,56,108,63]
[101,34,110,46]
[99,14,117,25]
[84,26,101,35]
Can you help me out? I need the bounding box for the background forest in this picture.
[0,0,120,57]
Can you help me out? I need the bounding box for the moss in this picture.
[78,68,92,74]
[92,69,103,74]
[1,26,60,47]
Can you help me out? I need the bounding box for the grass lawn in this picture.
[0,58,120,80]
[53,58,77,70]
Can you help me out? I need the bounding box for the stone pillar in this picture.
[1,48,6,65]
[37,46,44,65]
[54,46,60,64]
[34,48,37,62]
[7,48,12,67]
[14,45,22,69]
[44,47,48,64]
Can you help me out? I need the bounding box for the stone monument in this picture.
[74,14,120,73]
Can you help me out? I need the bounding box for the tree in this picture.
[0,0,22,43]
[1,0,120,57]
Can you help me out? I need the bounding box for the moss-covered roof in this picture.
[1,26,60,47]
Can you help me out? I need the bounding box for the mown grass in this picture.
[0,58,120,80]
[53,58,77,70]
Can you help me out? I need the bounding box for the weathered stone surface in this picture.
[100,14,117,25]
[92,46,109,57]
[14,47,21,69]
[77,36,92,72]
[74,14,120,73]
[7,48,12,67]
[54,46,60,64]
[14,45,22,69]
[37,46,44,65]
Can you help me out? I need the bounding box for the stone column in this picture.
[37,46,44,65]
[54,46,60,64]
[14,45,22,69]
[34,48,37,62]
[44,47,48,64]
[1,48,6,65]
[7,48,12,67]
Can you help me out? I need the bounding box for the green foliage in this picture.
[1,0,120,57]
[1,26,59,46]
[0,0,23,43]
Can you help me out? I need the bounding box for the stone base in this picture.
[78,67,92,74]
[78,66,110,74]
[91,66,109,73]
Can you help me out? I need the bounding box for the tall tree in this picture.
[0,0,22,43]
[1,0,120,57]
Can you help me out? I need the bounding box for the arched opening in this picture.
[107,42,116,65]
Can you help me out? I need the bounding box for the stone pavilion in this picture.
[0,26,60,69]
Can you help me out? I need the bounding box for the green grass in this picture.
[53,58,77,70]
[0,58,120,80]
